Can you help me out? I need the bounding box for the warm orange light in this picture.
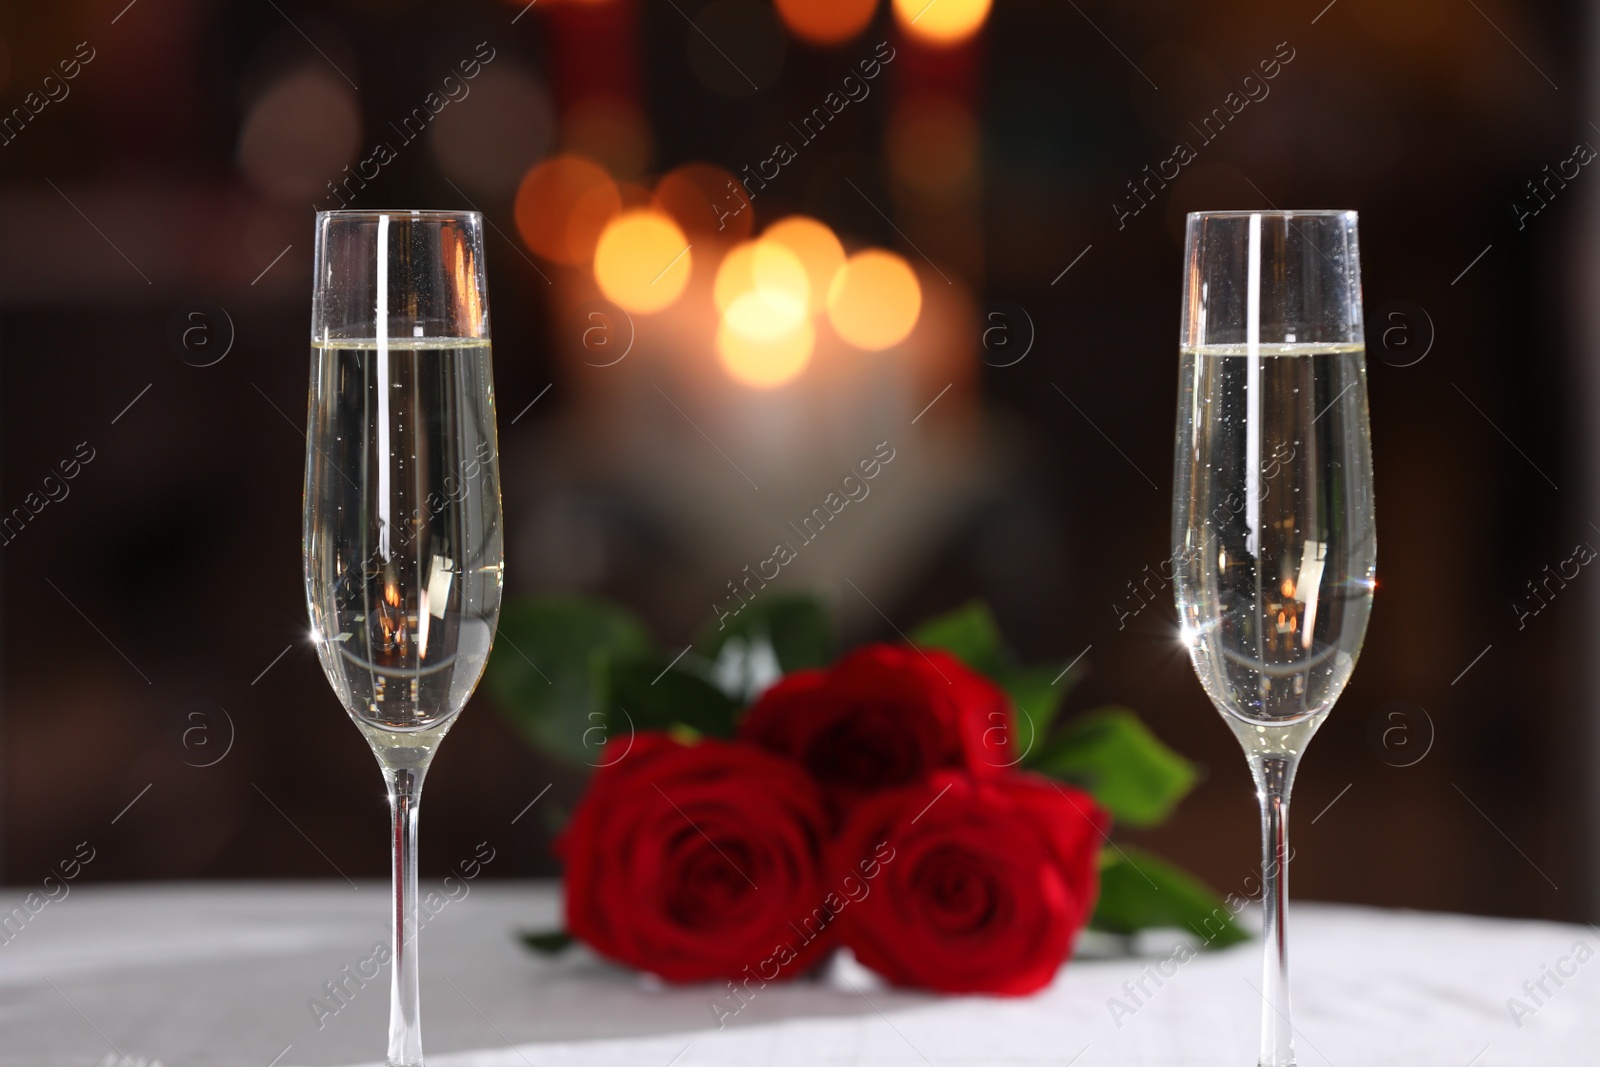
[774,0,877,45]
[593,210,692,314]
[716,238,812,342]
[826,249,922,350]
[887,97,979,204]
[713,242,759,313]
[750,242,810,311]
[566,179,626,265]
[725,284,806,341]
[514,156,620,265]
[655,162,752,241]
[716,238,815,387]
[713,239,809,316]
[718,310,815,388]
[762,217,845,315]
[893,0,991,45]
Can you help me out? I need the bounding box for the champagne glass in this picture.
[1172,210,1374,1067]
[304,210,503,1067]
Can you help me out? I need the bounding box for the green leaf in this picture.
[697,593,833,675]
[603,655,740,739]
[485,597,653,768]
[998,664,1078,760]
[1091,846,1249,948]
[520,929,575,954]
[1029,707,1198,827]
[909,601,1007,676]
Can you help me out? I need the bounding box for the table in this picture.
[0,882,1590,1066]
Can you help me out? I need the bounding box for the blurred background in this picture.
[0,0,1590,923]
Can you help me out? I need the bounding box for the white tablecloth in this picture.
[0,881,1590,1066]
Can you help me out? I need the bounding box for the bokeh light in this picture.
[714,233,816,387]
[593,210,692,313]
[892,0,991,45]
[430,65,554,199]
[514,155,620,265]
[826,249,922,350]
[886,96,979,205]
[725,269,807,338]
[236,69,359,203]
[762,216,845,314]
[713,239,810,317]
[750,243,810,313]
[718,309,815,388]
[654,163,752,242]
[773,0,877,45]
[570,179,633,262]
[713,241,759,312]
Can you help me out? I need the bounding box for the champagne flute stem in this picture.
[385,760,428,1067]
[1253,752,1297,1067]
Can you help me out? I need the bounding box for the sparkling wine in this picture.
[1172,342,1376,736]
[304,337,503,736]
[1175,210,1372,1067]
[306,210,500,1067]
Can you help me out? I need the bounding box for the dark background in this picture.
[0,0,1589,923]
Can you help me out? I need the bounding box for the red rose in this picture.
[738,644,1015,813]
[828,771,1106,995]
[557,732,834,984]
